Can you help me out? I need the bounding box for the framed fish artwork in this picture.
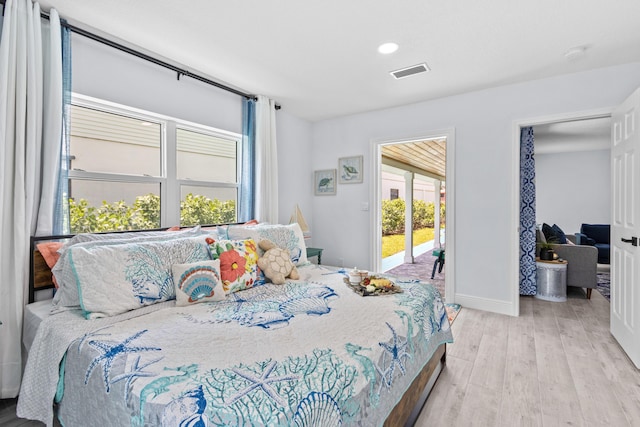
[314,169,337,195]
[338,155,363,184]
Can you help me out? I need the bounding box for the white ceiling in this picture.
[34,0,640,122]
[534,117,611,154]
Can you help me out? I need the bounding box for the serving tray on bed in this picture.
[343,276,403,296]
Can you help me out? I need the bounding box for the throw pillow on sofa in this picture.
[541,223,568,244]
[541,223,555,242]
[551,224,567,244]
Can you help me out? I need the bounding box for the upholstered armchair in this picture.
[536,230,598,299]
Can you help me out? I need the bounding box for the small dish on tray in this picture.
[348,268,368,284]
[344,275,403,296]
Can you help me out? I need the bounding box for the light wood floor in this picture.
[417,288,640,426]
[3,289,638,426]
[0,398,41,426]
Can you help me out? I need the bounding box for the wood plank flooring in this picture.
[0,397,45,427]
[2,288,638,426]
[417,288,640,426]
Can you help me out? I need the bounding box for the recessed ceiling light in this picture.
[378,42,399,54]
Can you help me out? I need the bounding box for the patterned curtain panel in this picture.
[520,126,537,295]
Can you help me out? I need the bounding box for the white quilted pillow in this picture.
[70,236,210,318]
[226,223,309,266]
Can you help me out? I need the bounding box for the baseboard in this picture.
[454,293,516,316]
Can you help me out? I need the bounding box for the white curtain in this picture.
[254,95,279,224]
[0,0,63,398]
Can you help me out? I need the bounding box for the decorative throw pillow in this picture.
[541,223,555,242]
[551,224,567,244]
[36,242,64,288]
[207,238,259,294]
[172,260,225,306]
[36,242,63,269]
[68,236,211,318]
[226,223,308,266]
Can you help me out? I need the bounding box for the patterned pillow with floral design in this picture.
[206,238,259,294]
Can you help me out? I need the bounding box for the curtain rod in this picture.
[64,17,282,109]
[62,20,258,102]
[69,22,263,101]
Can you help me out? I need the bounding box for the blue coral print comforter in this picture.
[21,265,453,427]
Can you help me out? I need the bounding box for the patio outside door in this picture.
[611,87,640,368]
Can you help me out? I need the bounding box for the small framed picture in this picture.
[338,155,363,184]
[314,169,337,196]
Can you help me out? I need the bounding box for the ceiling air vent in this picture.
[390,63,430,79]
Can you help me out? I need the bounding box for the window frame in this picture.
[68,93,242,229]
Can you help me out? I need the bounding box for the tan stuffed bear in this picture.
[257,239,300,285]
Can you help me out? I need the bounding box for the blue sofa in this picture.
[576,223,610,264]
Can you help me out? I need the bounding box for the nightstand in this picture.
[306,247,323,265]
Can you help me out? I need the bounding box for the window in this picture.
[390,188,399,200]
[68,95,241,233]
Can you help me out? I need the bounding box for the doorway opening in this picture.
[512,109,612,315]
[371,128,455,302]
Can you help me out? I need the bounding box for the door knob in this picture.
[621,237,638,246]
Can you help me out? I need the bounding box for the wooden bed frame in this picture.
[29,234,73,303]
[28,232,447,426]
[385,343,446,426]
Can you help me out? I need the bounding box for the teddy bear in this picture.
[257,239,300,285]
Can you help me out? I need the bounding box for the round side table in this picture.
[535,259,568,302]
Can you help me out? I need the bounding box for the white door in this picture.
[611,88,640,368]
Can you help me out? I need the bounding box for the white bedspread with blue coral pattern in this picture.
[19,265,453,427]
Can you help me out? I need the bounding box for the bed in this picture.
[17,224,453,427]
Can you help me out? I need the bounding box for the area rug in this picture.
[597,272,610,301]
[445,303,461,324]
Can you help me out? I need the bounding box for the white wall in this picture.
[310,62,640,314]
[536,149,610,234]
[276,110,314,236]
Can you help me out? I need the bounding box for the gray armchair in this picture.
[537,231,598,299]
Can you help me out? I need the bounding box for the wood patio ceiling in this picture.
[381,138,446,181]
